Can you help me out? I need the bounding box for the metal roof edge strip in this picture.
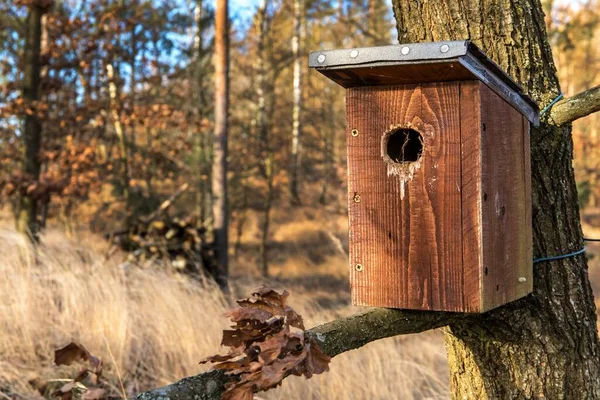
[458,54,540,126]
[309,40,540,126]
[308,40,470,69]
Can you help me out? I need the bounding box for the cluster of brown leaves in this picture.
[1,173,65,200]
[0,136,101,200]
[201,287,331,400]
[50,342,109,400]
[0,98,50,120]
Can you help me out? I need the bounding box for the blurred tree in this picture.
[253,0,274,276]
[16,1,49,240]
[211,0,230,288]
[289,0,303,205]
[0,0,392,275]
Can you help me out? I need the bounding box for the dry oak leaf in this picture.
[54,341,102,374]
[201,286,330,400]
[53,342,106,399]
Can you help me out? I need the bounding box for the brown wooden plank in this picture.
[347,82,464,311]
[418,82,463,311]
[347,85,419,309]
[480,86,532,311]
[459,81,484,312]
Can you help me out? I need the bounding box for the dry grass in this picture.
[0,211,449,399]
[4,201,600,399]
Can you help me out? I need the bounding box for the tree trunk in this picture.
[254,0,274,277]
[391,0,600,397]
[106,63,130,204]
[289,0,303,205]
[212,0,229,289]
[17,4,44,240]
[319,87,334,205]
[192,0,210,224]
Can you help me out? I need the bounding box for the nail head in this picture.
[350,50,359,58]
[317,54,326,63]
[440,44,450,53]
[401,46,410,55]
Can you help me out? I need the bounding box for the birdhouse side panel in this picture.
[347,83,464,311]
[459,81,485,312]
[479,85,533,311]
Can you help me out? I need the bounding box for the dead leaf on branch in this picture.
[201,286,330,399]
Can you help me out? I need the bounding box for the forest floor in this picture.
[2,205,600,400]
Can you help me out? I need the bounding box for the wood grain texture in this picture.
[480,85,533,311]
[459,81,484,312]
[346,81,532,313]
[347,82,463,311]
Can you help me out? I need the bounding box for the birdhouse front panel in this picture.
[347,82,464,311]
[309,41,537,313]
[346,80,532,313]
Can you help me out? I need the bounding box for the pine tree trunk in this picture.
[289,0,302,205]
[391,0,600,397]
[17,4,44,240]
[212,0,230,289]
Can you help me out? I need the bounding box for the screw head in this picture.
[401,46,410,55]
[353,193,361,203]
[518,277,527,283]
[355,264,364,272]
[350,50,359,58]
[440,44,450,53]
[351,128,359,137]
[317,54,326,63]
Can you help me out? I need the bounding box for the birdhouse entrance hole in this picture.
[381,126,424,199]
[385,128,423,163]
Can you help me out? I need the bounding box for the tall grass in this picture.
[0,224,449,399]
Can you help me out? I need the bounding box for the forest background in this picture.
[1,0,600,399]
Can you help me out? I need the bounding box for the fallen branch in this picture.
[133,308,467,400]
[140,183,190,224]
[549,85,600,126]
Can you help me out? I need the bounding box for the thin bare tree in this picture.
[289,0,303,204]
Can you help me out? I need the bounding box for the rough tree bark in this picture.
[391,0,600,397]
[17,2,44,240]
[212,0,230,289]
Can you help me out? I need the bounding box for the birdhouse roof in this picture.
[308,40,539,125]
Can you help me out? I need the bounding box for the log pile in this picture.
[107,183,216,275]
[109,216,213,273]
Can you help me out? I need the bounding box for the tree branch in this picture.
[132,308,467,400]
[549,85,600,126]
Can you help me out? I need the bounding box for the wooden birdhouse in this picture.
[309,41,539,313]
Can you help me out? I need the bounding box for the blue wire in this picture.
[540,93,564,116]
[533,246,586,264]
